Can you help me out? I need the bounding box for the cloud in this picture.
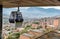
[39,6,60,10]
[20,7,30,9]
[20,6,60,10]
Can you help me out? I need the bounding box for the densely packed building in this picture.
[39,16,60,29]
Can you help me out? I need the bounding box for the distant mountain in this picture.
[53,15,60,18]
[27,7,60,13]
[22,7,60,18]
[3,7,60,19]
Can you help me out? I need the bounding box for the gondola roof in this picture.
[1,0,60,8]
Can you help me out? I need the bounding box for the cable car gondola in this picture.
[9,11,23,23]
[9,2,24,28]
[9,11,15,23]
[15,11,23,22]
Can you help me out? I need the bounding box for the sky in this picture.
[3,6,60,19]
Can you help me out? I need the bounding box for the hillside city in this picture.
[2,16,60,39]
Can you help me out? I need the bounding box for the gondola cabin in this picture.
[9,11,23,23]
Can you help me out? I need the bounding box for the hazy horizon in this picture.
[3,6,60,19]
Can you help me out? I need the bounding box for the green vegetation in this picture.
[4,26,10,31]
[7,32,20,39]
[33,22,39,24]
[25,25,32,30]
[20,25,32,34]
[58,29,60,31]
[7,25,32,39]
[37,26,42,29]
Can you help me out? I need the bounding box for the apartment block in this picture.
[39,17,60,29]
